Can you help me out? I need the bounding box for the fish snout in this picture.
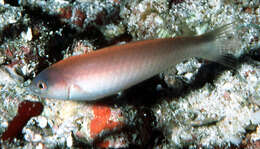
[27,84,41,96]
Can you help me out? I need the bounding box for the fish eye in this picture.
[37,81,47,90]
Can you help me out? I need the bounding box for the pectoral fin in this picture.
[67,84,87,100]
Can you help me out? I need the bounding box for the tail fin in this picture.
[198,23,241,68]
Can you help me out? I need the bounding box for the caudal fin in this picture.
[199,22,241,68]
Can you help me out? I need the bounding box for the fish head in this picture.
[29,68,68,100]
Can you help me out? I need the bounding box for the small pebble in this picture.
[66,133,73,147]
[37,116,48,129]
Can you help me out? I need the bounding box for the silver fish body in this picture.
[29,24,238,101]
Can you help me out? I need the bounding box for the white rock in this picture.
[37,116,48,129]
[1,121,8,128]
[66,133,73,147]
[0,0,4,5]
[0,68,16,85]
[21,27,33,41]
[32,134,42,142]
[251,111,260,124]
[36,143,44,149]
[229,135,242,145]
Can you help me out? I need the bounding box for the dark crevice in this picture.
[21,5,125,66]
[169,0,186,8]
[0,23,27,44]
[247,47,260,61]
[4,0,19,6]
[22,6,74,70]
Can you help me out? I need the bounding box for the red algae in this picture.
[73,9,86,27]
[5,48,14,58]
[1,100,44,142]
[59,6,72,19]
[97,140,110,148]
[90,106,121,138]
[58,6,87,28]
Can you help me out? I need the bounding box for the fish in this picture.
[29,23,239,101]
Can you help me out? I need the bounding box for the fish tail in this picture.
[199,22,241,68]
